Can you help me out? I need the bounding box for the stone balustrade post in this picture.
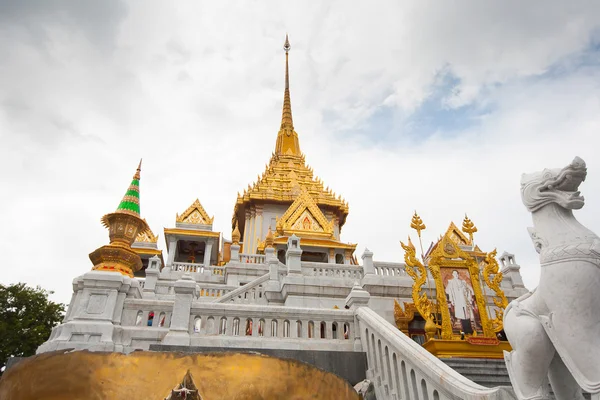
[162,274,198,346]
[286,234,302,275]
[346,281,371,351]
[230,244,240,261]
[361,248,375,275]
[143,255,161,298]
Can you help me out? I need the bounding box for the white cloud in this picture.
[1,0,600,304]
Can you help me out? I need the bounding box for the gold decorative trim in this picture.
[135,219,158,243]
[176,199,214,225]
[277,188,334,238]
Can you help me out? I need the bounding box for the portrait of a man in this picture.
[441,268,482,334]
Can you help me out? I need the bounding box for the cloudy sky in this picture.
[1,1,600,304]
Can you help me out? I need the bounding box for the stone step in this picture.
[441,357,592,400]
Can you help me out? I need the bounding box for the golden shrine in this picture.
[396,213,511,358]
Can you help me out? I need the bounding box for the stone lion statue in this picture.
[504,156,600,400]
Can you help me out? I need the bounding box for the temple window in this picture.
[158,312,166,327]
[308,321,314,338]
[271,320,278,337]
[335,254,344,264]
[332,322,338,339]
[344,323,350,339]
[245,319,253,336]
[193,317,202,333]
[320,322,326,339]
[283,320,290,337]
[277,250,286,264]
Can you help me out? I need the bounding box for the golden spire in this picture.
[232,221,241,245]
[265,226,274,248]
[275,34,301,156]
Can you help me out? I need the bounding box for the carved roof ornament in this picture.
[462,214,478,244]
[277,188,334,238]
[135,219,159,243]
[176,199,214,225]
[164,370,202,400]
[232,36,349,231]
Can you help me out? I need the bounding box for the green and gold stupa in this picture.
[89,160,150,277]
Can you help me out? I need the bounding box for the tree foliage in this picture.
[0,283,65,374]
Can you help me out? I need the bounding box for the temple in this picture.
[30,37,531,399]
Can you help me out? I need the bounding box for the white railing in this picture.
[302,264,363,279]
[172,262,224,276]
[122,299,174,328]
[356,307,514,400]
[188,303,354,345]
[216,273,270,304]
[197,285,234,298]
[239,254,266,264]
[373,263,407,277]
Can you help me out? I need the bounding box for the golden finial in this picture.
[265,226,274,248]
[284,33,291,53]
[410,211,426,238]
[462,214,478,244]
[232,221,241,245]
[134,158,142,180]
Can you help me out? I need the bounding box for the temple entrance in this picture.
[301,251,328,263]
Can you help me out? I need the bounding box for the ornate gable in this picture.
[277,189,334,238]
[444,222,470,246]
[176,199,214,225]
[136,219,158,243]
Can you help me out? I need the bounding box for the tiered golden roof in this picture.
[232,35,349,231]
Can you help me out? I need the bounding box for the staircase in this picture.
[441,358,592,399]
[440,358,511,388]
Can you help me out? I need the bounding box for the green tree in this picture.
[0,283,65,374]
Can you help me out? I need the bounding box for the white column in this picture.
[166,237,177,270]
[204,240,213,267]
[255,206,263,252]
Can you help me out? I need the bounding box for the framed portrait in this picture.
[439,267,483,335]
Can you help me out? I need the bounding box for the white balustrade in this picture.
[122,300,174,328]
[239,254,266,264]
[172,262,224,276]
[188,303,354,343]
[302,264,363,279]
[197,286,232,298]
[356,307,513,400]
[373,264,407,277]
[136,278,145,289]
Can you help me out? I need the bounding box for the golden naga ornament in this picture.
[400,236,439,340]
[482,249,509,332]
